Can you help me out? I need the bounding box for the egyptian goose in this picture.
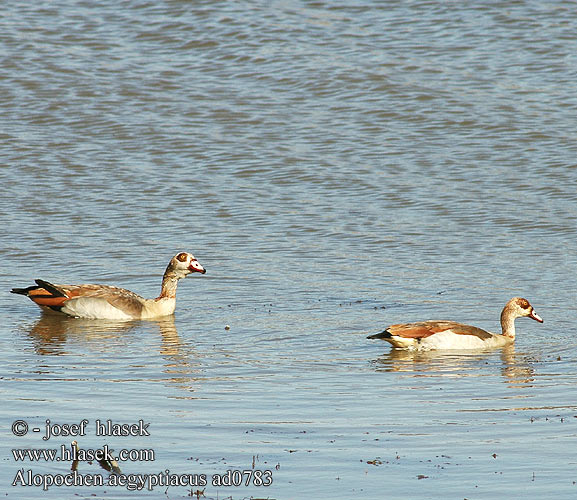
[10,252,206,320]
[367,297,543,350]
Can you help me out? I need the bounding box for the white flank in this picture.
[416,330,507,350]
[62,298,134,321]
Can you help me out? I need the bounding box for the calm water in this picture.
[1,1,577,499]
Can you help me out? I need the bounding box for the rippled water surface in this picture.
[2,1,577,499]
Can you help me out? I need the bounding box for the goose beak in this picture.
[189,261,206,274]
[529,309,543,323]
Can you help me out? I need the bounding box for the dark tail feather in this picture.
[10,280,67,298]
[35,279,67,297]
[10,285,39,296]
[367,329,392,340]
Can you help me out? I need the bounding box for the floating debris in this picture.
[69,440,122,475]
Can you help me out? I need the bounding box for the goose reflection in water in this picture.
[21,313,141,355]
[371,345,535,388]
[18,313,203,393]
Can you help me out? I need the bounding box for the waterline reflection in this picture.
[20,313,142,356]
[16,314,203,392]
[370,345,535,388]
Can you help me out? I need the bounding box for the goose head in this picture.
[170,252,206,279]
[506,297,543,323]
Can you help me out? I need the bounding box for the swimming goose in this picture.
[10,252,206,320]
[367,297,543,350]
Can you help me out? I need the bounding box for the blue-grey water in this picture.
[1,1,577,499]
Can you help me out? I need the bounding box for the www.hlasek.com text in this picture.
[12,444,154,463]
